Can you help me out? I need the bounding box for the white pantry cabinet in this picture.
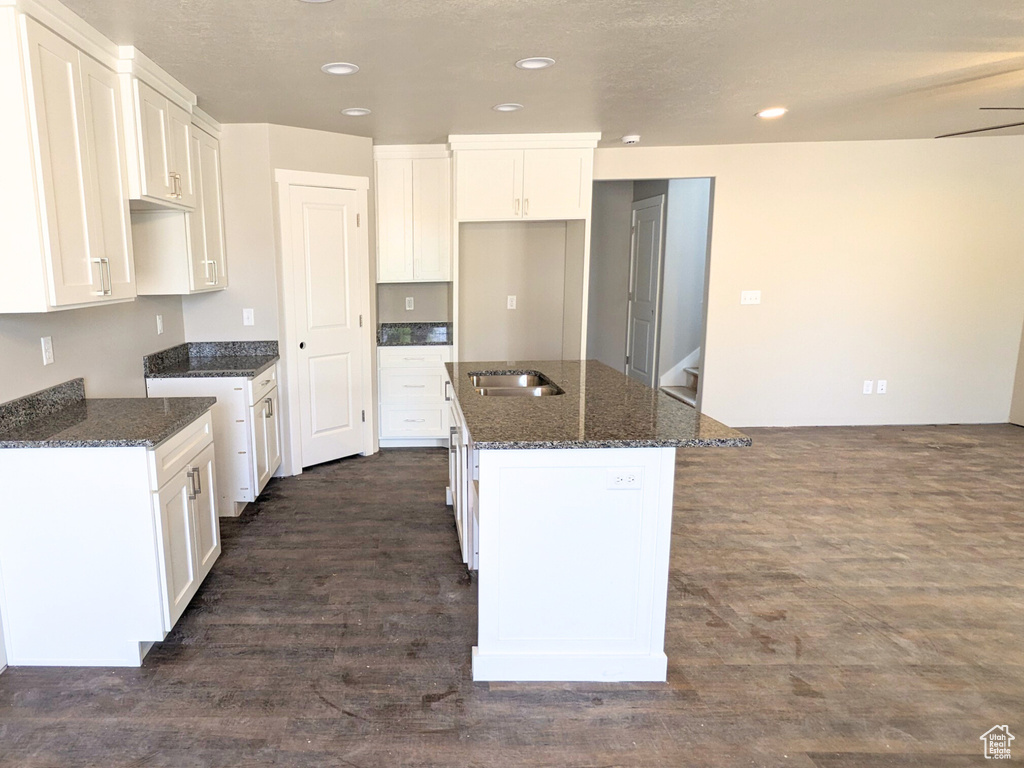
[453,147,594,221]
[378,346,452,445]
[374,146,452,282]
[0,10,135,312]
[131,114,228,294]
[147,365,282,515]
[0,411,219,666]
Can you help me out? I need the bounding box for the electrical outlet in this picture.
[40,336,54,366]
[156,314,164,335]
[405,297,414,311]
[242,308,255,326]
[507,295,517,310]
[740,290,761,305]
[606,468,643,490]
[877,379,887,394]
[863,380,874,395]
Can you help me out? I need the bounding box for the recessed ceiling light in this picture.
[515,57,555,70]
[321,62,359,75]
[341,107,371,116]
[756,106,788,119]
[493,103,524,112]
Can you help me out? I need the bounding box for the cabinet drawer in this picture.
[381,369,447,402]
[381,406,447,437]
[150,411,214,491]
[379,346,452,368]
[248,364,278,405]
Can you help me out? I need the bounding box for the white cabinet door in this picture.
[190,442,221,580]
[167,101,195,208]
[411,157,451,280]
[79,52,135,301]
[251,397,269,493]
[136,79,175,201]
[190,126,226,290]
[154,467,200,630]
[522,148,592,220]
[455,149,522,221]
[264,387,282,481]
[375,157,414,282]
[22,18,99,307]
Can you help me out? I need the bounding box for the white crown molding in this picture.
[117,45,196,111]
[7,0,118,69]
[373,144,451,160]
[191,105,221,138]
[448,132,602,151]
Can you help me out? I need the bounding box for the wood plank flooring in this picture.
[1,424,1022,767]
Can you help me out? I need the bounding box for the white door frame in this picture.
[625,194,667,386]
[274,169,374,476]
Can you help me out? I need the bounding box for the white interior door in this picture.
[625,196,666,388]
[288,184,367,468]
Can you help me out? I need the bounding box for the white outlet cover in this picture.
[41,336,54,365]
[405,297,415,310]
[156,314,164,335]
[242,308,255,326]
[740,290,761,305]
[507,295,517,310]
[877,379,888,394]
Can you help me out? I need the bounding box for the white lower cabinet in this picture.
[146,365,282,514]
[378,346,452,445]
[0,411,219,667]
[446,372,478,570]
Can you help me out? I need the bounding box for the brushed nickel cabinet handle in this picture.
[403,384,427,388]
[186,468,197,500]
[524,198,529,216]
[265,397,274,418]
[404,418,426,423]
[514,198,520,216]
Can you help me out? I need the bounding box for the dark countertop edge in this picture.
[144,355,280,379]
[471,437,754,450]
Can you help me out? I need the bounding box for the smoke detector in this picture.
[621,135,641,145]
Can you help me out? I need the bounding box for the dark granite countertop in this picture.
[378,322,452,347]
[446,359,751,450]
[0,395,216,449]
[144,341,279,379]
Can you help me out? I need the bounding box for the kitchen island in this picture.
[444,359,750,682]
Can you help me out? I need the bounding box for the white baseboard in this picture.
[472,647,668,682]
[379,437,447,448]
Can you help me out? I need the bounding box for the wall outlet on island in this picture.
[405,297,414,311]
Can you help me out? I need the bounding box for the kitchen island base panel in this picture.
[472,648,668,682]
[474,446,675,683]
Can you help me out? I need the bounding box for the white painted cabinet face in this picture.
[455,148,592,222]
[251,386,282,495]
[154,468,200,630]
[191,443,221,579]
[188,125,227,291]
[19,17,135,308]
[130,79,195,210]
[375,155,451,282]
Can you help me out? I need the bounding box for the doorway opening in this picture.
[587,178,714,409]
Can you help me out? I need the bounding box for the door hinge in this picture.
[359,314,363,327]
[625,355,630,364]
[361,410,366,423]
[356,213,361,227]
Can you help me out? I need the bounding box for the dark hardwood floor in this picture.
[1,425,1022,767]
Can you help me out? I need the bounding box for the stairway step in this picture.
[683,366,700,377]
[660,385,697,407]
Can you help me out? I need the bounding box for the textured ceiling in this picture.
[56,0,1024,146]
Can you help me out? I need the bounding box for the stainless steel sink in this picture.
[470,370,564,397]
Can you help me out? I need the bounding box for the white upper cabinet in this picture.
[128,77,195,209]
[375,147,452,283]
[0,10,135,312]
[132,116,228,295]
[451,135,599,222]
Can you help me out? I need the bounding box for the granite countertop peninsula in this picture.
[446,359,751,450]
[0,378,216,449]
[378,322,453,347]
[144,341,280,379]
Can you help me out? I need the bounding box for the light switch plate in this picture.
[41,336,54,365]
[242,308,255,326]
[507,295,517,310]
[156,314,164,335]
[740,290,761,305]
[863,380,874,395]
[405,297,414,311]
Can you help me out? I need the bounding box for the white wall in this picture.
[0,296,185,402]
[377,283,450,323]
[182,124,375,342]
[587,181,633,372]
[0,605,7,671]
[595,136,1024,427]
[659,178,711,378]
